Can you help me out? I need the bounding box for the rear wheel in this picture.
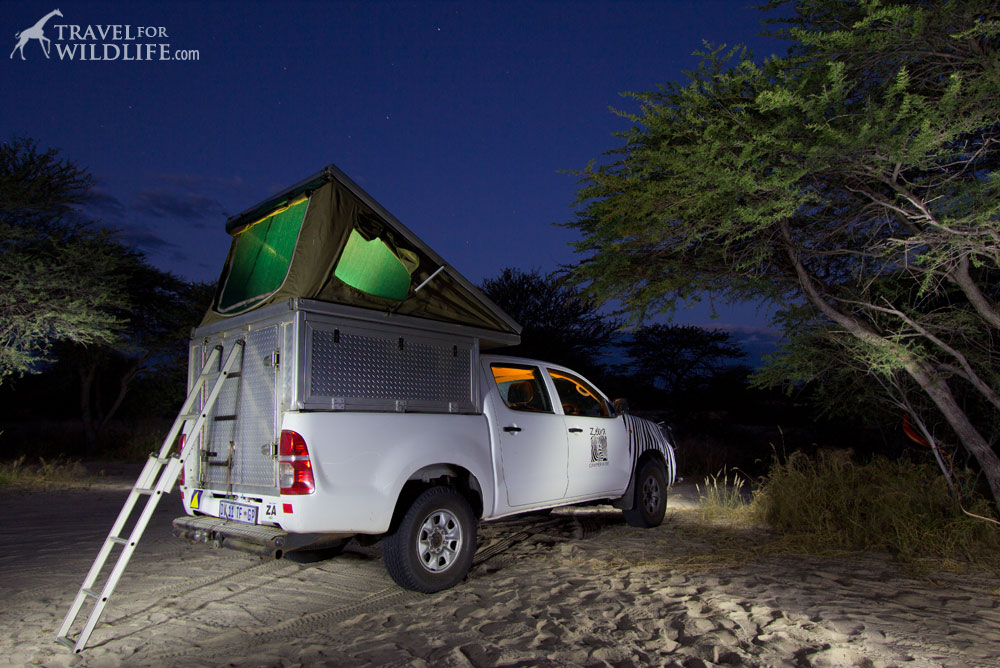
[382,486,477,593]
[622,459,667,528]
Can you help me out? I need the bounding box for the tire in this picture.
[622,459,667,528]
[382,486,477,593]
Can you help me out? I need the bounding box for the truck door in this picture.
[547,368,629,499]
[488,363,568,507]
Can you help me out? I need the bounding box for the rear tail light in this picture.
[279,430,315,495]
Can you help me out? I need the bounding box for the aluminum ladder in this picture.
[56,339,245,653]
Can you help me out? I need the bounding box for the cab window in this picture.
[490,364,553,413]
[548,370,611,418]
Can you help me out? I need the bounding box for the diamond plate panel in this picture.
[234,326,278,487]
[309,326,472,409]
[200,329,278,489]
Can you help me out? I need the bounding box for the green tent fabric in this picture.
[333,229,412,301]
[217,196,308,313]
[200,167,521,346]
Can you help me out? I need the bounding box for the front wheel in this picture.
[622,459,667,528]
[382,486,477,593]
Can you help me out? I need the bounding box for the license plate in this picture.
[219,500,257,525]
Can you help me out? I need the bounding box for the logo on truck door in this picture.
[590,427,608,466]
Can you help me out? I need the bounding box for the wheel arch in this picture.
[388,463,485,534]
[613,448,670,510]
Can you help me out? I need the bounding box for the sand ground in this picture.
[1,476,998,668]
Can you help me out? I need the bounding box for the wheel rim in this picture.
[416,508,463,573]
[641,475,661,514]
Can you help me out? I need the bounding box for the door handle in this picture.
[503,426,522,433]
[568,427,583,433]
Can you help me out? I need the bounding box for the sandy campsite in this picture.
[0,473,996,668]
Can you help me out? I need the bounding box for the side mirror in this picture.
[613,398,630,415]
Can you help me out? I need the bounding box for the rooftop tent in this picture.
[201,165,521,347]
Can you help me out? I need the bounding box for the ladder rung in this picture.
[55,636,76,651]
[135,488,157,496]
[180,413,203,421]
[82,588,102,600]
[200,370,242,380]
[109,536,128,546]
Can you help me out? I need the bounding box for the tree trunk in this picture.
[97,356,147,437]
[905,358,1000,509]
[78,361,99,456]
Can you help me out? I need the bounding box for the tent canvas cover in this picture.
[202,165,521,347]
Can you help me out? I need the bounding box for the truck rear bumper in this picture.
[172,516,352,559]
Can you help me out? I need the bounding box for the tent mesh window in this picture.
[333,229,414,301]
[217,196,309,313]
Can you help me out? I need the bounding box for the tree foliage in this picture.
[567,0,1000,508]
[1,137,214,454]
[481,268,620,377]
[624,324,745,395]
[0,138,127,383]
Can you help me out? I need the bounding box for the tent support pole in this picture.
[388,265,446,315]
[413,266,445,294]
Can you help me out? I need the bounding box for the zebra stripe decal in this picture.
[622,413,677,485]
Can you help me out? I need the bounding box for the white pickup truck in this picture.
[57,166,680,656]
[170,165,677,593]
[176,347,675,592]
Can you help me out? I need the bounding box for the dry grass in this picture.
[643,451,1000,576]
[751,450,1000,572]
[696,468,755,524]
[0,455,92,489]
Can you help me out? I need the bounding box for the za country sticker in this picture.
[189,489,203,510]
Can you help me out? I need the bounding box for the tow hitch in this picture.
[172,516,350,559]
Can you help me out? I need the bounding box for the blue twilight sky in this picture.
[4,0,786,337]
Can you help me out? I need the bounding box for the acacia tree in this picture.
[568,1,1000,508]
[0,138,126,383]
[481,268,620,377]
[624,324,745,395]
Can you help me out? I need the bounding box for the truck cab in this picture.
[484,356,635,511]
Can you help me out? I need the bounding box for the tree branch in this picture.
[859,298,1000,412]
[951,254,1000,330]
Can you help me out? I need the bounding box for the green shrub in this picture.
[751,450,1000,568]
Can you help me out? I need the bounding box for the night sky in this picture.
[5,0,786,338]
